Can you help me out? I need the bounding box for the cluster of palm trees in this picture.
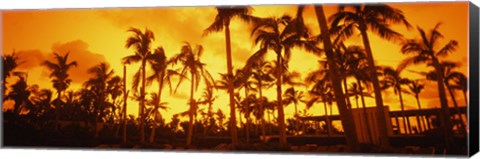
[2,4,468,152]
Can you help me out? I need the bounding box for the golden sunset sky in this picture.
[1,2,470,122]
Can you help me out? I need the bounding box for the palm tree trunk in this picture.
[149,71,165,144]
[259,80,266,142]
[357,78,373,143]
[208,104,213,135]
[433,61,453,149]
[446,83,466,133]
[123,66,127,144]
[276,51,287,144]
[343,76,352,109]
[358,23,390,147]
[294,103,299,134]
[244,84,250,143]
[224,22,238,146]
[315,6,360,152]
[397,88,411,134]
[415,95,425,133]
[187,72,195,146]
[139,60,146,144]
[323,100,332,136]
[54,91,61,131]
[462,91,468,107]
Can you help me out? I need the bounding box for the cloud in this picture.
[16,50,45,70]
[97,7,215,45]
[46,40,107,83]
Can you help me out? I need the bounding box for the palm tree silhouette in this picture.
[313,5,360,151]
[448,72,468,106]
[204,6,257,145]
[122,27,155,144]
[84,63,115,137]
[171,42,214,146]
[330,4,411,147]
[145,92,169,143]
[29,88,53,118]
[380,65,412,134]
[145,47,182,143]
[42,52,78,131]
[400,23,458,148]
[249,61,275,140]
[6,74,31,115]
[283,87,304,135]
[305,68,335,136]
[198,87,217,135]
[250,6,316,143]
[2,52,24,98]
[406,79,426,133]
[234,69,255,143]
[416,61,467,133]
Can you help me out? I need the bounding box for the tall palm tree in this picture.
[171,42,214,146]
[305,70,334,136]
[234,69,255,143]
[204,6,256,145]
[400,23,457,148]
[314,5,360,151]
[248,61,275,140]
[380,66,411,134]
[418,61,467,133]
[145,47,181,143]
[348,53,375,142]
[406,79,426,133]
[250,7,316,143]
[42,52,78,130]
[122,27,155,144]
[330,4,411,147]
[84,63,115,137]
[145,92,169,143]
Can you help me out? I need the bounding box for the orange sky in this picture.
[1,2,470,123]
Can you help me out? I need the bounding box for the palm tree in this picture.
[145,92,169,143]
[29,88,53,118]
[145,47,182,143]
[42,52,78,130]
[400,23,458,148]
[330,4,411,147]
[2,52,24,98]
[305,68,336,137]
[84,63,115,137]
[283,87,304,135]
[418,62,467,133]
[314,5,360,151]
[234,69,255,143]
[449,72,468,107]
[406,79,426,133]
[6,74,32,115]
[250,7,316,143]
[171,42,214,146]
[122,27,155,144]
[204,6,257,145]
[380,66,411,134]
[249,61,275,140]
[198,87,216,135]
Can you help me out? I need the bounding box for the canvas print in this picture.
[1,1,478,157]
